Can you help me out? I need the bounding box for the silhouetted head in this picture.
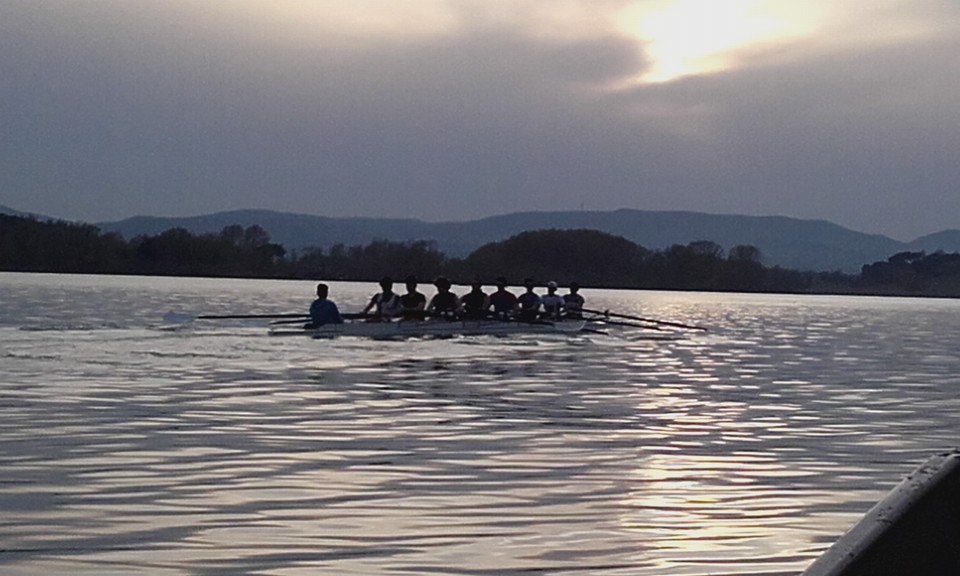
[433,276,451,291]
[471,277,483,289]
[379,276,393,290]
[495,276,508,288]
[569,281,580,293]
[316,283,329,299]
[405,275,418,290]
[547,280,558,293]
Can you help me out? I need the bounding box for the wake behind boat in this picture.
[268,318,588,339]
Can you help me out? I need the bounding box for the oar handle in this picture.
[342,312,373,320]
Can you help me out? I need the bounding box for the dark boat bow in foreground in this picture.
[802,449,960,576]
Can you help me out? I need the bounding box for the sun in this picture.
[618,0,820,84]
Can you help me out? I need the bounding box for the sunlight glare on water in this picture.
[1,273,959,575]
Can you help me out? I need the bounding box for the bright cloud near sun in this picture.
[251,0,830,85]
[617,0,823,83]
[186,1,874,88]
[147,1,956,89]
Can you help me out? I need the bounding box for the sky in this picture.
[1,0,959,241]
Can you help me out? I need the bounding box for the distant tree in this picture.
[220,224,245,246]
[888,251,925,266]
[242,224,270,248]
[646,242,723,289]
[326,243,349,279]
[342,239,446,281]
[859,249,960,295]
[15,211,960,297]
[284,239,446,281]
[461,229,649,287]
[0,214,131,273]
[721,245,766,291]
[728,245,762,263]
[689,240,725,259]
[289,247,325,278]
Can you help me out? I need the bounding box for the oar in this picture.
[162,311,309,324]
[417,309,606,334]
[581,307,707,331]
[270,317,314,326]
[586,316,662,331]
[197,312,310,320]
[270,312,371,325]
[503,313,607,335]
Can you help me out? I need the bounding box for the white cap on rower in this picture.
[547,281,558,288]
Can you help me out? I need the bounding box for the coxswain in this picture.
[362,276,403,321]
[426,277,460,319]
[308,283,344,327]
[460,277,490,319]
[540,281,565,320]
[517,277,542,320]
[563,281,585,319]
[488,277,518,319]
[399,275,427,320]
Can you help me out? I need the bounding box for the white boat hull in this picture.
[269,319,587,338]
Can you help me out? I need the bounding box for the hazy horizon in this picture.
[7,202,957,245]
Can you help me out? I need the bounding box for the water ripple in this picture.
[2,277,960,574]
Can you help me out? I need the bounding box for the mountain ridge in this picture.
[4,205,957,273]
[91,208,960,273]
[0,204,48,219]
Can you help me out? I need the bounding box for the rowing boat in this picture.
[269,318,588,338]
[802,450,960,576]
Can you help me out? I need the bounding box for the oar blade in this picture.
[163,310,196,324]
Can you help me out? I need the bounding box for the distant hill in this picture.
[97,210,438,251]
[0,204,47,219]
[907,230,960,254]
[428,210,905,273]
[94,208,936,273]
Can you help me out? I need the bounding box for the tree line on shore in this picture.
[3,213,960,297]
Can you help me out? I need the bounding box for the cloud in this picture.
[1,0,958,239]
[586,0,960,237]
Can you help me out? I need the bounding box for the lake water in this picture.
[1,272,959,575]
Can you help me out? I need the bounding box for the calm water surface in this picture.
[1,273,959,575]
